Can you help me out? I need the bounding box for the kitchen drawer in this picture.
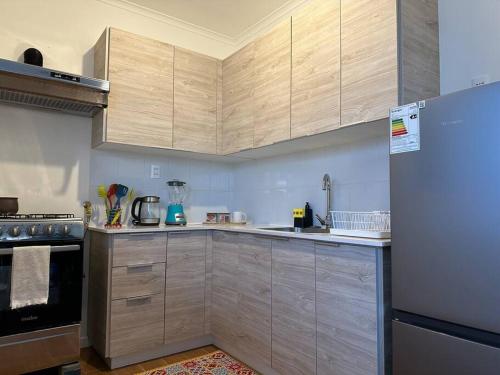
[110,293,165,357]
[111,263,165,300]
[112,233,167,267]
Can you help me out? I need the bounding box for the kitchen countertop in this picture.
[88,224,391,248]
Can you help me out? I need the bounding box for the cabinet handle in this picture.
[315,241,340,247]
[256,235,289,241]
[126,263,154,271]
[126,295,152,305]
[128,232,158,236]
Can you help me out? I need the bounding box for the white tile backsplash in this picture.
[89,150,233,225]
[232,136,390,226]
[88,135,389,227]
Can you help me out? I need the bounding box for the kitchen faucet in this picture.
[315,174,332,229]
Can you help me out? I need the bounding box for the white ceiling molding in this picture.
[97,0,236,46]
[232,0,310,50]
[97,0,310,57]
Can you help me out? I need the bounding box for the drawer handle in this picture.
[126,295,152,305]
[127,233,158,236]
[315,242,340,247]
[126,263,154,271]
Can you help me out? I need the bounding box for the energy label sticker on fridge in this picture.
[390,102,420,154]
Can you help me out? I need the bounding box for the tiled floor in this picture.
[80,345,219,374]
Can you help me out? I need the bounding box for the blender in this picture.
[166,180,187,225]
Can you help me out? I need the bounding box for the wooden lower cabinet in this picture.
[109,294,165,357]
[212,231,272,371]
[165,231,207,343]
[271,238,316,375]
[90,230,390,373]
[316,243,380,375]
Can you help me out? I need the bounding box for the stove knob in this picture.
[9,226,21,237]
[60,224,71,236]
[45,224,55,236]
[28,225,38,236]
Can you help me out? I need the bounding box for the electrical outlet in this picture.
[150,164,160,179]
[471,75,490,87]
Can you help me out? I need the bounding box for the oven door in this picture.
[0,241,83,336]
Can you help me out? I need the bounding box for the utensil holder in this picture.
[105,208,122,228]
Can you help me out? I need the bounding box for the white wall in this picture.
[233,136,390,226]
[439,0,500,94]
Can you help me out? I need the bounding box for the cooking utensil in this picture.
[107,184,117,209]
[113,184,129,209]
[0,197,19,215]
[97,185,108,209]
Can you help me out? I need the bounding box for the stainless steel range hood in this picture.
[0,58,109,117]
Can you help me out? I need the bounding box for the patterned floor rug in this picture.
[137,350,259,375]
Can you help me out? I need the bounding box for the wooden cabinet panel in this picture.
[291,0,341,138]
[112,233,167,267]
[315,243,378,375]
[237,234,272,367]
[340,0,398,126]
[106,28,173,148]
[211,231,240,349]
[400,0,440,104]
[272,239,316,375]
[164,231,206,343]
[109,293,165,357]
[222,43,255,154]
[212,232,272,368]
[173,48,218,154]
[253,19,291,148]
[111,263,165,300]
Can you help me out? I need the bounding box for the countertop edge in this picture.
[87,225,391,248]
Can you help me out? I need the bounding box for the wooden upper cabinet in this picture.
[105,28,174,148]
[340,0,398,126]
[222,42,255,154]
[173,48,218,154]
[291,0,341,138]
[253,19,291,148]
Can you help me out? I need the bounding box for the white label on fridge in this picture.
[390,102,420,154]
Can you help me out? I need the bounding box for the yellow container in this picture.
[293,208,305,218]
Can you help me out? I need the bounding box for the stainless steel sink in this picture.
[258,227,330,234]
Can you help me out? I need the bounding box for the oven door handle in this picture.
[0,244,80,255]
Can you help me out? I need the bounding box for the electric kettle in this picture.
[131,196,161,226]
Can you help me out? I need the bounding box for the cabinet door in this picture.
[164,231,206,343]
[221,43,255,154]
[173,48,218,154]
[315,243,378,375]
[212,232,272,368]
[212,231,241,347]
[272,239,316,375]
[340,0,398,126]
[291,0,341,138]
[237,234,272,367]
[253,19,291,148]
[106,28,174,148]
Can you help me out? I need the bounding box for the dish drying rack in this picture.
[329,211,391,239]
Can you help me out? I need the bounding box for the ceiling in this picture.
[125,0,293,38]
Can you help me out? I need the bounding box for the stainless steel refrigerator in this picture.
[390,82,500,375]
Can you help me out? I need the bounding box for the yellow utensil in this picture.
[97,185,108,209]
[111,209,121,225]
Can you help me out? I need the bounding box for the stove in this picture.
[0,213,84,373]
[0,213,84,242]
